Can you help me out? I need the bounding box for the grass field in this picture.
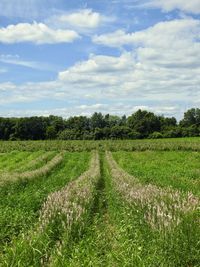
[1,137,200,152]
[0,140,199,266]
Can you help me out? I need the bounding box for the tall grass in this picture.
[106,151,200,266]
[41,152,200,266]
[0,152,90,252]
[1,138,200,152]
[106,151,199,229]
[0,141,199,266]
[1,151,100,266]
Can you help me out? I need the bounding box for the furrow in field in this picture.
[0,153,63,185]
[106,151,199,230]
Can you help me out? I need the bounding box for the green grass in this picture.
[113,151,200,196]
[0,151,53,173]
[44,153,200,267]
[0,152,90,251]
[0,142,199,267]
[15,151,57,172]
[1,137,200,152]
[0,151,33,171]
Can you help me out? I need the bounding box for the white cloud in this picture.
[145,0,200,14]
[1,18,200,119]
[93,30,135,48]
[93,19,200,48]
[0,75,195,118]
[59,53,135,83]
[0,104,181,118]
[0,22,80,44]
[58,9,102,29]
[56,18,200,114]
[91,19,200,101]
[47,9,114,33]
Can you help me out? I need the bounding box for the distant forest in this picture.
[0,108,200,140]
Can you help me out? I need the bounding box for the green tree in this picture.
[0,118,15,140]
[66,116,90,132]
[90,112,105,130]
[46,125,57,139]
[127,110,161,138]
[110,126,131,139]
[13,117,46,140]
[180,108,200,127]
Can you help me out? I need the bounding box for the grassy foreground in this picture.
[0,144,199,266]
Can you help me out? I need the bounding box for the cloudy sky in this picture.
[0,0,200,119]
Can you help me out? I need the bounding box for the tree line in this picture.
[0,108,200,140]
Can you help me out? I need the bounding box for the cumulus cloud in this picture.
[0,22,80,44]
[92,19,200,99]
[57,18,200,111]
[59,53,135,85]
[1,18,200,118]
[93,19,200,48]
[93,30,135,48]
[144,0,200,14]
[46,9,114,33]
[57,9,102,29]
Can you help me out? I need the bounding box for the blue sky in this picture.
[0,0,200,119]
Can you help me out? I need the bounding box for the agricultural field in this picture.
[0,140,199,266]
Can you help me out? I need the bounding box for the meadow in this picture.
[0,139,199,266]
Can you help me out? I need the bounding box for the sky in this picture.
[0,0,200,119]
